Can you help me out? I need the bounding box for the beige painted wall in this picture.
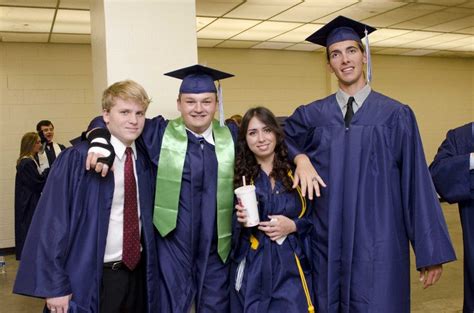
[0,43,97,248]
[0,43,472,248]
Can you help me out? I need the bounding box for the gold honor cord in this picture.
[248,171,314,312]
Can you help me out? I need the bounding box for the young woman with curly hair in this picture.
[230,107,314,313]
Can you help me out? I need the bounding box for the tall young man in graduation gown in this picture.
[283,16,456,313]
[14,80,159,313]
[87,65,237,313]
[430,122,474,313]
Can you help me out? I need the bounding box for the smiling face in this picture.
[327,39,367,92]
[103,97,146,146]
[177,92,217,134]
[245,116,276,163]
[40,124,54,143]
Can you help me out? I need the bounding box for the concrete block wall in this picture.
[0,43,97,248]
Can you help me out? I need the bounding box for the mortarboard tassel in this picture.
[218,81,225,127]
[364,28,372,83]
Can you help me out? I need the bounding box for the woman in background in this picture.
[230,107,314,313]
[15,132,49,260]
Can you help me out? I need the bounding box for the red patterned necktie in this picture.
[122,147,140,270]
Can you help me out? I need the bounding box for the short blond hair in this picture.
[102,80,151,112]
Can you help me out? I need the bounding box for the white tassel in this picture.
[235,258,246,292]
[218,82,225,127]
[364,28,372,83]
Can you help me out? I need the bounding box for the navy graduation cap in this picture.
[306,16,377,82]
[306,15,376,47]
[164,64,234,94]
[165,64,234,126]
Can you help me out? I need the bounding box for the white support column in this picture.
[90,0,198,118]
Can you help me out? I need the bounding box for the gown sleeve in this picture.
[393,106,456,269]
[284,105,314,161]
[13,149,85,298]
[429,128,474,203]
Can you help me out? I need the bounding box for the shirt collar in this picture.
[336,84,372,112]
[186,123,215,145]
[110,135,137,161]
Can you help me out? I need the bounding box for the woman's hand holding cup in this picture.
[235,204,248,225]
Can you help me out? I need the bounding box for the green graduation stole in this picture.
[153,118,235,262]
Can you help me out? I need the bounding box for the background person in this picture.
[430,122,474,313]
[36,120,66,172]
[14,132,48,260]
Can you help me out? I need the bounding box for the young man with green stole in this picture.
[87,65,237,313]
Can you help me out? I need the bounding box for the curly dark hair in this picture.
[234,107,293,191]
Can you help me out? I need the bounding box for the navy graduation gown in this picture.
[13,142,159,313]
[284,91,456,313]
[230,170,313,313]
[429,122,474,313]
[125,116,237,313]
[14,157,47,260]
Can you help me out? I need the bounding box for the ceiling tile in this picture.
[425,15,474,32]
[271,0,357,23]
[269,23,322,43]
[197,17,216,31]
[50,33,91,44]
[371,30,444,47]
[362,4,445,28]
[59,0,90,10]
[225,0,300,20]
[457,26,474,34]
[399,33,470,48]
[251,41,294,50]
[368,28,412,43]
[374,47,413,55]
[446,44,474,52]
[232,21,301,41]
[426,36,473,50]
[400,49,437,56]
[429,50,474,58]
[0,0,56,7]
[216,40,259,48]
[196,0,244,17]
[0,31,48,42]
[0,7,54,32]
[197,38,223,47]
[284,42,322,51]
[392,8,473,30]
[197,18,261,39]
[458,0,474,9]
[316,1,407,23]
[53,9,90,34]
[416,0,467,5]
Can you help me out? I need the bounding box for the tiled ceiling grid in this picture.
[0,0,473,57]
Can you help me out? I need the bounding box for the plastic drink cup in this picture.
[234,185,259,227]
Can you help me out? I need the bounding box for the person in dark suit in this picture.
[36,120,66,172]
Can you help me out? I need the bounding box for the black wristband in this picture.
[90,142,116,169]
[87,128,111,143]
